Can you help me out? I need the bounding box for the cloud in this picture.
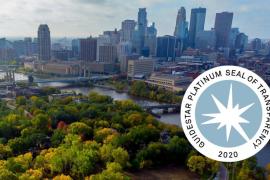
[0,0,269,39]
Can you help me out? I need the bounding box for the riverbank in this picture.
[5,72,270,169]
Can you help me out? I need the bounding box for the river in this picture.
[8,74,270,168]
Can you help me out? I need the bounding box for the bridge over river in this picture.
[142,104,181,117]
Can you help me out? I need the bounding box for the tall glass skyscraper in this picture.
[174,7,188,40]
[188,8,206,48]
[137,8,148,52]
[214,12,233,49]
[38,24,51,61]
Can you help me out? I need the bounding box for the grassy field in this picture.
[126,166,199,180]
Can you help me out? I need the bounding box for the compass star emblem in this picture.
[202,84,254,142]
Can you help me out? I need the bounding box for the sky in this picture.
[0,0,269,39]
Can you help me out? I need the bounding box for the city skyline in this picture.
[0,0,269,39]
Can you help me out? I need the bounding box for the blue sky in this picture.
[0,0,269,39]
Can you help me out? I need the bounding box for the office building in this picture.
[145,74,192,92]
[138,8,148,52]
[38,24,51,61]
[188,8,206,48]
[97,35,111,61]
[0,38,16,62]
[195,30,216,50]
[13,40,25,57]
[52,50,72,61]
[118,42,133,73]
[230,28,240,49]
[40,62,80,76]
[24,37,32,56]
[145,22,157,56]
[156,35,177,60]
[131,30,141,53]
[80,37,97,62]
[174,7,188,40]
[251,38,262,51]
[121,20,136,42]
[235,33,248,51]
[103,29,120,45]
[214,12,233,48]
[72,39,80,58]
[127,57,154,79]
[32,38,38,55]
[98,44,118,63]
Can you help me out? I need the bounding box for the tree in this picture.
[16,96,27,106]
[53,174,73,180]
[8,137,27,154]
[89,162,127,180]
[167,136,191,163]
[135,142,168,169]
[70,148,99,178]
[112,147,129,168]
[94,128,118,143]
[32,114,50,131]
[88,92,113,104]
[0,169,17,180]
[67,122,92,140]
[0,144,12,159]
[51,129,66,147]
[187,155,220,177]
[187,156,206,176]
[124,113,143,127]
[19,169,42,180]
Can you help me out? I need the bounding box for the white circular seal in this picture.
[181,66,270,162]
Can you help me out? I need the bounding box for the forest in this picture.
[0,90,266,179]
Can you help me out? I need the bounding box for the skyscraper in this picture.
[145,22,157,56]
[138,8,148,53]
[156,35,177,61]
[38,24,51,61]
[188,8,206,48]
[80,37,97,62]
[121,20,136,42]
[214,12,233,49]
[98,44,118,63]
[251,38,262,51]
[24,37,32,56]
[229,28,240,49]
[174,7,188,40]
[195,30,216,50]
[235,33,248,51]
[72,39,80,58]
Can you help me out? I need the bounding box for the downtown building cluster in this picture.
[1,7,270,88]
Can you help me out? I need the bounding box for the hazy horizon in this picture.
[0,0,269,39]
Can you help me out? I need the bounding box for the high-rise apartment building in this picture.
[214,12,233,48]
[188,8,206,48]
[38,24,51,61]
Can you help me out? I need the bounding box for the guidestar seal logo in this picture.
[181,66,270,162]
